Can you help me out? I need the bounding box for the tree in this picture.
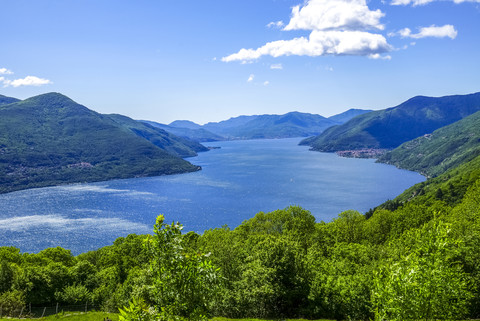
[0,261,13,293]
[55,284,92,304]
[372,220,472,320]
[146,215,220,320]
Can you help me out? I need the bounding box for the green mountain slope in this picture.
[301,92,480,152]
[0,94,20,105]
[108,114,208,157]
[378,110,480,177]
[393,153,480,208]
[0,93,200,193]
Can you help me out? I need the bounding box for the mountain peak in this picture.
[169,120,202,129]
[14,92,93,116]
[26,92,76,104]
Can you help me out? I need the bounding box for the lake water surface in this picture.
[0,138,425,254]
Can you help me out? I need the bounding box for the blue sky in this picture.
[1,0,479,124]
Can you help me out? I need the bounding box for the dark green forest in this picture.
[1,152,480,320]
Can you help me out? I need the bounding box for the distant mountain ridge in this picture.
[0,92,205,193]
[108,114,208,157]
[146,109,371,142]
[213,112,338,139]
[142,121,225,142]
[301,92,480,152]
[0,94,20,105]
[327,108,372,124]
[169,120,203,130]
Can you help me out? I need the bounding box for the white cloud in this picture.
[391,0,433,5]
[247,74,255,82]
[4,75,52,87]
[284,0,385,31]
[391,25,457,39]
[263,81,270,86]
[222,30,392,62]
[0,68,13,75]
[222,0,392,62]
[267,21,285,29]
[368,53,392,60]
[270,63,283,69]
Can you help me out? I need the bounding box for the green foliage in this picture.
[329,210,366,244]
[119,298,154,321]
[372,221,473,320]
[55,284,93,304]
[0,261,13,293]
[0,290,25,317]
[307,243,376,320]
[395,153,480,207]
[147,215,220,321]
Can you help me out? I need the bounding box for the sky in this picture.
[1,0,479,124]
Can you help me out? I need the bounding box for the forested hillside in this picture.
[301,92,480,152]
[107,114,208,157]
[0,93,202,194]
[377,110,480,177]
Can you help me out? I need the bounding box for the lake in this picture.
[0,138,425,254]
